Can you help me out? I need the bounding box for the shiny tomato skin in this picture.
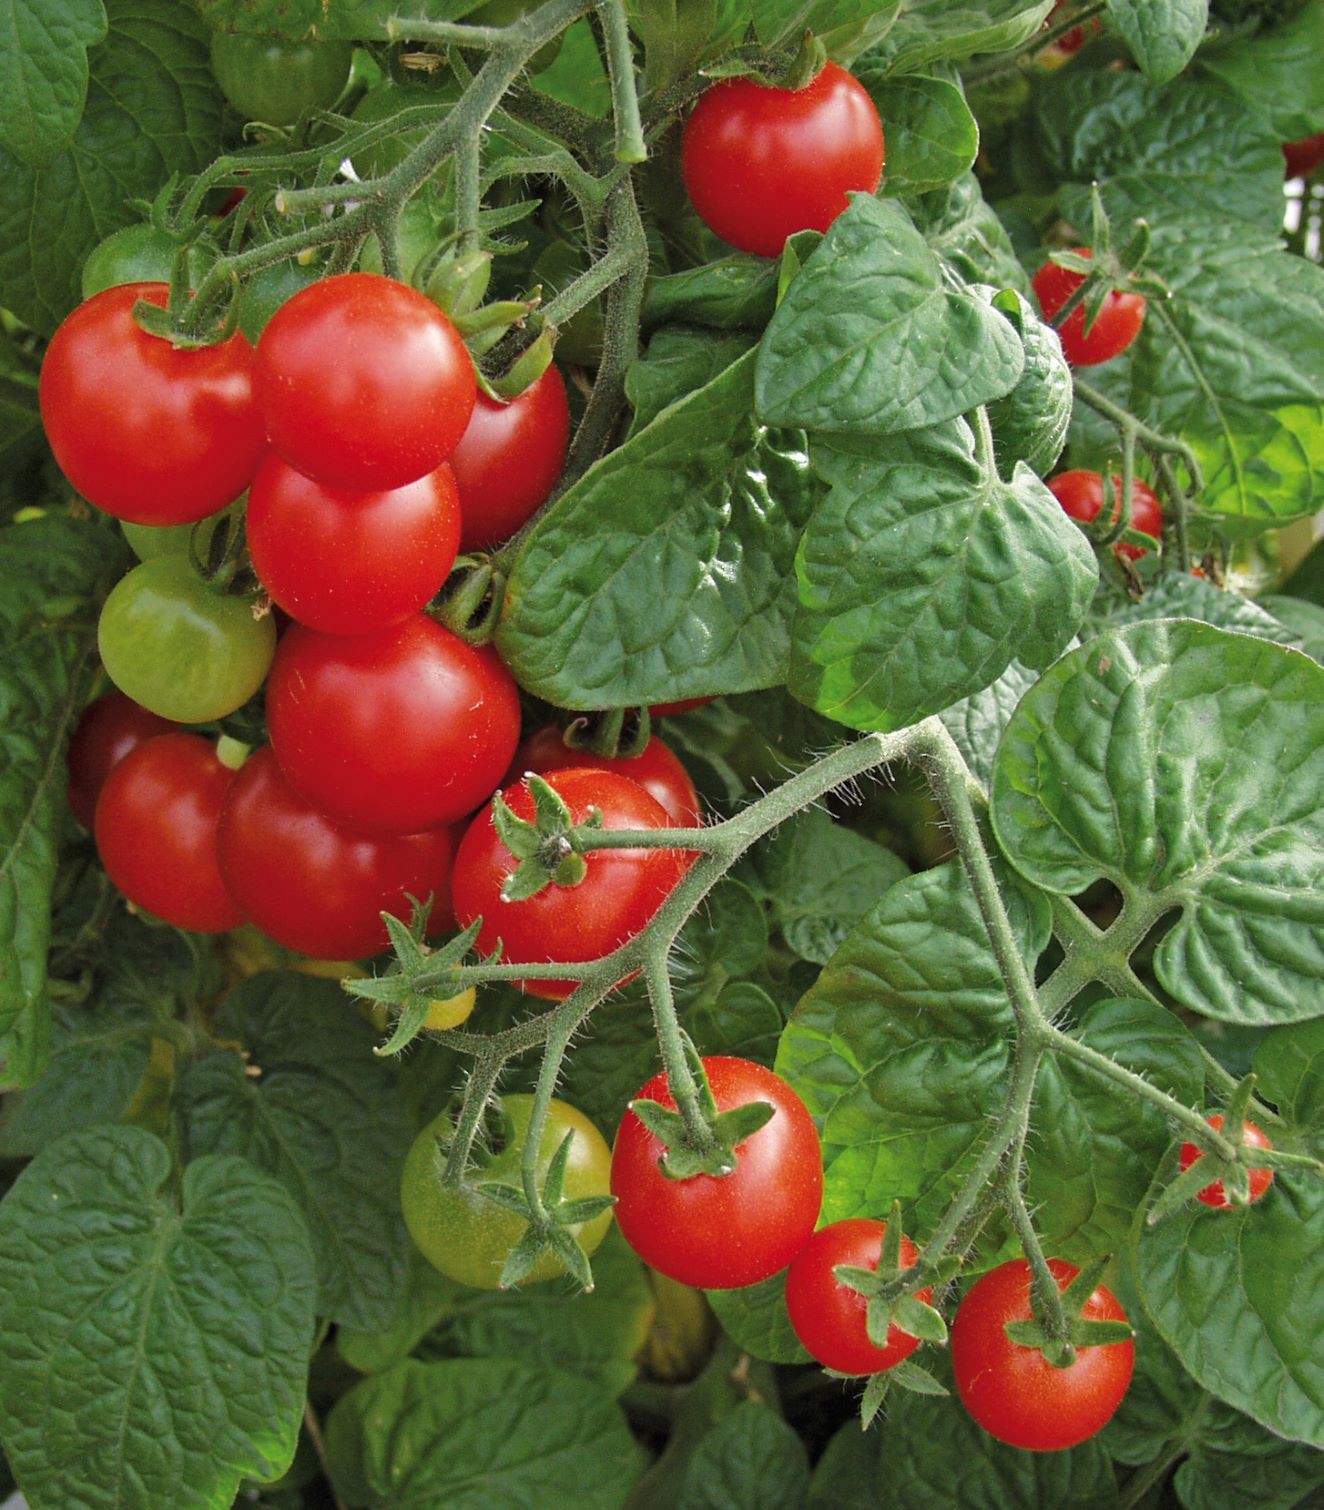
[1047,470,1163,560]
[1179,1114,1274,1209]
[246,454,461,634]
[254,273,476,490]
[451,768,688,1000]
[511,725,702,827]
[785,1219,929,1376]
[1283,132,1324,180]
[681,63,885,257]
[611,1056,823,1289]
[66,690,173,830]
[216,746,453,958]
[39,283,263,524]
[95,733,243,932]
[951,1258,1134,1451]
[266,614,521,835]
[451,366,571,551]
[1032,250,1146,367]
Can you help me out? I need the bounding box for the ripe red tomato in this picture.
[1283,132,1324,180]
[451,768,688,1000]
[95,733,243,932]
[1047,470,1163,559]
[254,273,476,490]
[951,1258,1134,1451]
[265,614,521,835]
[785,1218,930,1375]
[650,697,713,717]
[246,454,461,634]
[450,366,570,552]
[216,747,453,958]
[610,1056,823,1289]
[681,63,885,257]
[1032,250,1146,366]
[1179,1114,1274,1209]
[39,283,263,524]
[511,725,702,827]
[66,690,172,830]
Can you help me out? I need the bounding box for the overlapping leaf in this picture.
[0,0,106,168]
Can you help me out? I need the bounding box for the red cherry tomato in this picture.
[681,63,885,258]
[610,1056,823,1289]
[1032,249,1146,367]
[266,614,521,835]
[650,696,714,718]
[785,1218,930,1375]
[511,725,702,827]
[39,283,263,524]
[951,1258,1135,1451]
[66,690,173,829]
[451,768,687,1000]
[246,454,461,634]
[1179,1114,1274,1209]
[254,272,476,490]
[1283,132,1324,180]
[450,366,571,552]
[95,733,242,932]
[216,746,453,958]
[1047,470,1163,560]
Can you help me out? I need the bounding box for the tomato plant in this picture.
[402,1093,613,1288]
[610,1057,823,1289]
[39,283,264,524]
[1179,1114,1275,1208]
[1032,250,1146,366]
[950,1259,1135,1452]
[94,732,242,933]
[511,724,702,826]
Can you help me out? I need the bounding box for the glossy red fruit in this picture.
[266,614,521,836]
[511,726,702,827]
[1179,1114,1275,1209]
[216,747,454,958]
[681,63,885,257]
[450,366,571,552]
[785,1219,930,1376]
[650,697,714,717]
[1032,249,1146,366]
[1047,470,1163,559]
[254,272,476,490]
[452,768,688,1000]
[246,454,461,634]
[39,283,263,524]
[1283,132,1324,180]
[95,733,243,932]
[66,690,173,829]
[951,1258,1134,1452]
[611,1056,823,1289]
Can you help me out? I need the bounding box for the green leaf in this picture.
[776,858,1050,1234]
[1112,574,1307,649]
[641,253,781,334]
[706,1271,812,1364]
[791,427,1096,731]
[0,0,106,167]
[675,1400,810,1510]
[497,350,819,707]
[324,1357,643,1507]
[0,1126,316,1508]
[0,0,223,336]
[177,972,413,1330]
[982,287,1073,479]
[855,71,979,194]
[807,1423,880,1510]
[1108,0,1210,84]
[626,326,757,436]
[1132,1166,1324,1448]
[0,517,129,1088]
[756,196,1025,436]
[337,1242,457,1375]
[991,622,1324,1026]
[1261,594,1324,664]
[861,0,1054,73]
[743,808,909,964]
[688,981,785,1068]
[1254,1015,1324,1137]
[1029,998,1207,1261]
[912,171,1031,292]
[938,658,1039,790]
[1197,0,1324,141]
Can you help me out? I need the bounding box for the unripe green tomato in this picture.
[81,225,202,300]
[463,0,564,73]
[98,557,276,723]
[209,33,354,126]
[350,80,459,180]
[402,1094,613,1288]
[236,258,322,342]
[358,196,449,285]
[121,506,234,563]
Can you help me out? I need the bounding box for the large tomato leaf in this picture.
[853,71,979,195]
[859,0,1053,74]
[1107,0,1209,84]
[0,1126,316,1507]
[1196,0,1324,142]
[991,622,1324,1026]
[177,972,413,1332]
[0,0,106,168]
[497,350,819,707]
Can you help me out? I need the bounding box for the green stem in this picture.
[1004,1169,1074,1358]
[642,947,711,1147]
[597,0,647,163]
[520,1007,583,1219]
[440,1054,504,1185]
